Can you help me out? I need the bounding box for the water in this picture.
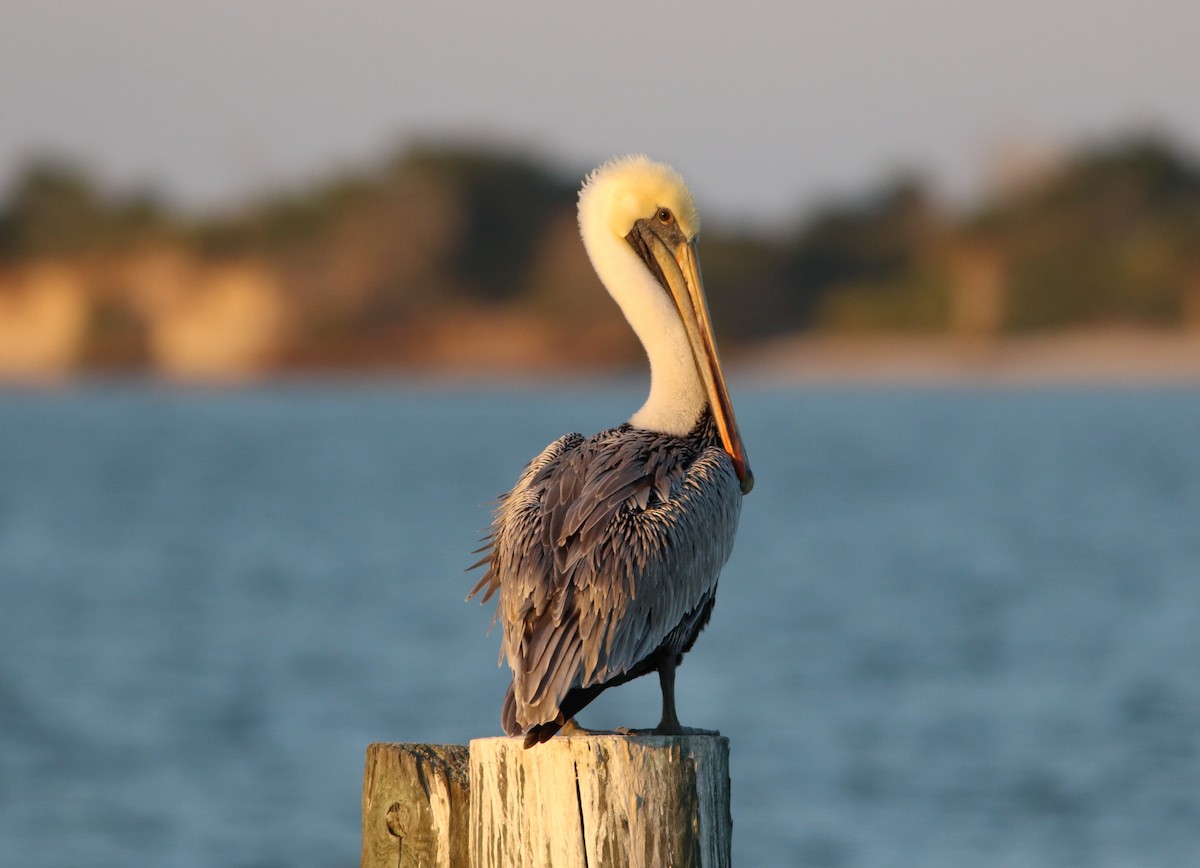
[2,382,1199,867]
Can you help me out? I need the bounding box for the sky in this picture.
[3,0,1199,225]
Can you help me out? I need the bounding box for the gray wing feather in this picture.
[470,427,741,731]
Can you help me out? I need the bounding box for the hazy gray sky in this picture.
[3,0,1198,223]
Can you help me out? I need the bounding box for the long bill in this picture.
[650,236,754,494]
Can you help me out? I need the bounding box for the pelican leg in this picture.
[657,654,683,732]
[654,653,719,737]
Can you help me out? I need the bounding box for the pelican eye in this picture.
[656,208,673,224]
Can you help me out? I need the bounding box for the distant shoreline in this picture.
[737,328,1200,386]
[5,328,1200,388]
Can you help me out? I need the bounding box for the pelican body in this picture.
[469,156,752,747]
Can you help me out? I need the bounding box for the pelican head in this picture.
[578,156,752,494]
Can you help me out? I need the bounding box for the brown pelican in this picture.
[468,155,753,747]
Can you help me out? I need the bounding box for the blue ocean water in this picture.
[2,382,1199,867]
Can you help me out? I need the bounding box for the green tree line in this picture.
[2,133,1199,369]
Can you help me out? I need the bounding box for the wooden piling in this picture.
[361,742,470,868]
[470,734,731,868]
[362,735,731,867]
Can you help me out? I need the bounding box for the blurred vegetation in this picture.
[2,132,1199,372]
[966,136,1200,329]
[0,158,176,257]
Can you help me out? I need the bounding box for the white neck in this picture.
[582,231,706,437]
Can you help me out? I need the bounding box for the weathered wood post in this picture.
[361,743,470,868]
[471,734,731,868]
[363,735,731,867]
